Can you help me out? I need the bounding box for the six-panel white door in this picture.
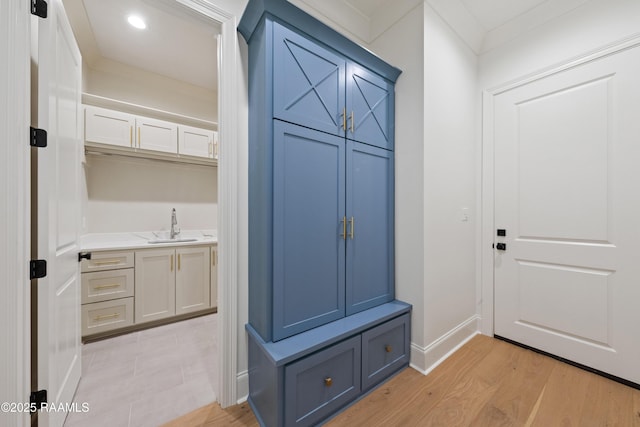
[37,0,83,425]
[494,45,640,384]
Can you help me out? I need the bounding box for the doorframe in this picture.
[175,0,242,407]
[480,34,640,337]
[0,1,31,426]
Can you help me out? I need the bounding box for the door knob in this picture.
[496,243,506,251]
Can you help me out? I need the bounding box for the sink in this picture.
[148,238,198,244]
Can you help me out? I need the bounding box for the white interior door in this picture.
[494,45,640,385]
[37,0,83,425]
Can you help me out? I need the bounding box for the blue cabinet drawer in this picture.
[285,335,361,426]
[361,313,410,390]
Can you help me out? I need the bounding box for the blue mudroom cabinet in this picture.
[240,1,411,425]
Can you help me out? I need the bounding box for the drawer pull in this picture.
[93,259,121,266]
[94,283,120,290]
[385,345,392,353]
[94,313,120,322]
[324,377,333,387]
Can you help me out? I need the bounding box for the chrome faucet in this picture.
[170,208,180,239]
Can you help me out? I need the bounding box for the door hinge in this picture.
[30,127,47,148]
[30,259,47,280]
[30,0,47,18]
[30,389,47,412]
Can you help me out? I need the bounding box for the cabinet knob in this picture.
[385,345,392,353]
[324,377,333,387]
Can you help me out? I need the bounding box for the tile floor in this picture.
[64,314,218,427]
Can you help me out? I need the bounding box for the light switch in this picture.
[461,208,469,222]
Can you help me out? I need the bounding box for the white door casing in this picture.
[172,0,242,406]
[0,1,31,426]
[37,0,83,425]
[491,43,640,384]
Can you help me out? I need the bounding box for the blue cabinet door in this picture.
[346,64,395,150]
[346,141,394,315]
[273,121,346,341]
[273,22,346,137]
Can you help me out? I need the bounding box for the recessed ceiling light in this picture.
[127,15,146,30]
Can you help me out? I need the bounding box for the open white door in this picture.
[494,44,640,385]
[36,0,83,425]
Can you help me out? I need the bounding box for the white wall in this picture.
[421,2,478,363]
[85,58,218,124]
[369,2,426,354]
[479,0,640,89]
[85,155,217,233]
[370,1,479,372]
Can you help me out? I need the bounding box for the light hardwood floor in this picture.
[163,335,640,426]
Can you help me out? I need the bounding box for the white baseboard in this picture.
[236,370,249,404]
[409,315,480,374]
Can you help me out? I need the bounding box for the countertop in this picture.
[80,230,217,252]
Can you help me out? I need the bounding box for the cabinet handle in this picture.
[209,142,213,156]
[212,250,217,267]
[178,254,181,271]
[350,111,355,133]
[215,141,218,157]
[324,377,333,387]
[94,283,120,290]
[94,313,119,322]
[341,107,347,131]
[171,254,174,272]
[130,126,133,147]
[137,127,141,148]
[340,216,347,240]
[349,216,355,239]
[93,259,121,266]
[385,345,392,353]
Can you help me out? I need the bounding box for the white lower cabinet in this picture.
[82,298,134,336]
[135,245,212,323]
[135,248,177,323]
[81,244,216,337]
[176,246,211,315]
[81,250,136,336]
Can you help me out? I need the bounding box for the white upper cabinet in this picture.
[136,116,178,154]
[178,124,214,158]
[84,104,217,164]
[85,105,135,148]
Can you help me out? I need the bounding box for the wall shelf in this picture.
[85,143,218,168]
[82,93,218,131]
